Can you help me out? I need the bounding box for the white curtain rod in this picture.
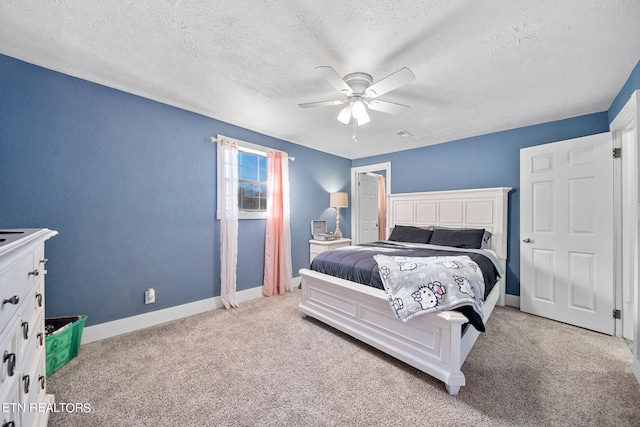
[209,136,295,161]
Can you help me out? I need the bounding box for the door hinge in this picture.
[613,148,622,158]
[613,309,621,319]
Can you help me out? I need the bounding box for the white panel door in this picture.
[358,173,379,244]
[619,128,636,340]
[520,133,614,334]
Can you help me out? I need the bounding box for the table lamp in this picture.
[329,192,348,238]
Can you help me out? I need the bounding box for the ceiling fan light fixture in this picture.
[351,99,366,118]
[337,105,352,124]
[351,99,370,126]
[299,66,415,134]
[356,110,370,126]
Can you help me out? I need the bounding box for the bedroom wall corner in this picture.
[0,54,350,329]
[609,59,640,124]
[352,113,611,299]
[505,294,520,308]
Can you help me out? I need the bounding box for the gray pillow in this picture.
[388,225,433,243]
[480,230,492,249]
[429,227,486,249]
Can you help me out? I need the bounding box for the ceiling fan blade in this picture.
[298,99,346,109]
[365,99,411,115]
[365,67,415,97]
[316,66,353,95]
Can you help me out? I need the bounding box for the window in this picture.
[216,136,272,220]
[237,148,267,217]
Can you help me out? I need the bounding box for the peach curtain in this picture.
[263,150,293,296]
[378,175,386,240]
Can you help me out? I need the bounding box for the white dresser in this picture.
[1,229,57,427]
[309,238,351,264]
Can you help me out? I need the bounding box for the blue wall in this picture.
[609,60,640,123]
[2,52,639,324]
[353,114,611,296]
[0,54,351,326]
[354,59,640,297]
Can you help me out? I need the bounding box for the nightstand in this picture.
[309,238,351,264]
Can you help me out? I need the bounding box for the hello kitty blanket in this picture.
[374,254,486,326]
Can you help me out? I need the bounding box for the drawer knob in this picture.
[21,321,29,340]
[35,292,43,307]
[39,258,48,265]
[2,421,16,427]
[28,269,39,277]
[39,375,46,390]
[22,375,30,394]
[2,296,19,306]
[3,351,16,377]
[37,332,44,346]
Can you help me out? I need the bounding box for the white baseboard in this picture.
[82,277,303,344]
[82,286,257,344]
[505,294,520,308]
[291,276,302,288]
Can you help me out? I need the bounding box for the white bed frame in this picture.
[299,187,511,395]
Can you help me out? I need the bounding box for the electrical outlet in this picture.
[145,288,155,304]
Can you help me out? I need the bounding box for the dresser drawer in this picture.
[33,243,48,289]
[20,310,45,375]
[0,317,20,387]
[23,349,47,408]
[20,330,47,416]
[19,280,45,344]
[0,252,34,335]
[309,238,351,263]
[0,381,20,427]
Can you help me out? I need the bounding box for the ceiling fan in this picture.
[299,66,416,129]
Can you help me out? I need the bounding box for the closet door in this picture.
[520,132,614,334]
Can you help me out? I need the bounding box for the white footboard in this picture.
[299,268,498,395]
[300,187,510,394]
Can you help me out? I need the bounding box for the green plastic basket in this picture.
[45,315,87,377]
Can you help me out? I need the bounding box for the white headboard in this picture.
[387,187,512,260]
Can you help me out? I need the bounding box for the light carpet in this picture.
[47,289,640,426]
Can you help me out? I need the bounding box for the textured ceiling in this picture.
[2,0,640,159]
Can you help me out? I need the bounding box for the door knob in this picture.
[522,238,532,243]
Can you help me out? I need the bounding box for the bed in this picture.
[298,187,511,395]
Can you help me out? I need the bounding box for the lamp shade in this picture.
[351,99,367,120]
[337,105,352,124]
[329,192,348,208]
